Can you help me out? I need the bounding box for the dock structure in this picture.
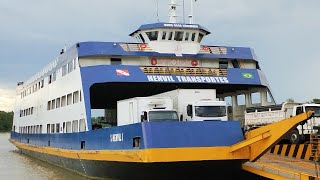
[243,134,320,179]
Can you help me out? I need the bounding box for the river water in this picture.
[0,133,266,179]
[0,133,89,180]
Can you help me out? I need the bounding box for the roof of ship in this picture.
[129,22,211,36]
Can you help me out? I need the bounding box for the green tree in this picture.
[0,111,14,132]
[311,98,320,104]
[286,98,295,103]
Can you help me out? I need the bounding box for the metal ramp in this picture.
[242,123,320,179]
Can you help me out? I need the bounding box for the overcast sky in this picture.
[0,0,319,111]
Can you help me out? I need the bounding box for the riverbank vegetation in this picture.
[0,111,13,132]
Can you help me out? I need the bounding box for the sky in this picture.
[0,0,319,112]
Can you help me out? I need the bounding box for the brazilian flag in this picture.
[242,73,254,79]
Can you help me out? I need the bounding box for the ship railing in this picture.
[140,66,227,76]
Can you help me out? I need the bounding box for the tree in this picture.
[311,98,320,104]
[0,111,14,132]
[286,98,295,103]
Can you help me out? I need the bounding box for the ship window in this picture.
[111,58,122,65]
[63,122,66,133]
[80,91,82,102]
[31,107,33,115]
[251,92,261,104]
[67,93,72,105]
[56,123,60,133]
[56,98,61,108]
[62,65,67,76]
[162,31,167,40]
[48,74,52,84]
[51,124,55,133]
[66,121,72,133]
[219,61,229,69]
[237,94,246,106]
[36,125,39,133]
[256,61,261,70]
[47,101,51,110]
[168,32,173,40]
[61,96,66,107]
[68,61,73,73]
[72,120,79,132]
[198,33,204,43]
[185,32,190,41]
[191,33,196,41]
[51,99,56,109]
[73,59,77,70]
[73,91,79,104]
[47,124,50,133]
[174,31,184,41]
[52,71,56,82]
[41,79,44,88]
[231,60,240,68]
[79,119,86,132]
[146,31,158,41]
[139,34,145,43]
[40,125,42,134]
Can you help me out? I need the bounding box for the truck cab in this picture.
[141,109,179,122]
[186,100,228,121]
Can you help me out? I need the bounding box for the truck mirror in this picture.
[143,111,148,121]
[187,105,193,117]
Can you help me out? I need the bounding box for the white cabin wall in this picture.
[13,58,87,134]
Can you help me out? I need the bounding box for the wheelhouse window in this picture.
[174,31,184,41]
[162,31,167,40]
[191,33,196,41]
[168,32,173,40]
[146,31,158,41]
[198,33,204,43]
[185,32,190,41]
[139,34,145,43]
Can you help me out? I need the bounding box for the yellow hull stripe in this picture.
[10,140,249,163]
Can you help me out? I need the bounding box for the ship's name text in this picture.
[110,133,124,142]
[147,75,229,83]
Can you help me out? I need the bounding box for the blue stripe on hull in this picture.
[11,121,244,150]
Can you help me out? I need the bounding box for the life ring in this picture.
[150,58,157,65]
[202,46,209,51]
[191,59,198,66]
[139,44,147,50]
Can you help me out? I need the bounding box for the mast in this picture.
[168,0,178,23]
[188,0,195,24]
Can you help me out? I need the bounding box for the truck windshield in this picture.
[195,106,226,117]
[305,106,320,117]
[148,111,179,122]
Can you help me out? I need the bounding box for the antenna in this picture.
[168,0,178,23]
[182,0,185,23]
[156,0,160,22]
[188,0,197,24]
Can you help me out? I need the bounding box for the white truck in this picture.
[244,102,320,144]
[117,97,179,126]
[153,89,228,121]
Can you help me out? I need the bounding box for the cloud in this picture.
[0,87,15,112]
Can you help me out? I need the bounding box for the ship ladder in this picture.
[310,118,320,179]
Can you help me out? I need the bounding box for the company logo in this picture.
[116,69,130,76]
[242,73,254,79]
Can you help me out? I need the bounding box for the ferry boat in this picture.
[10,1,278,179]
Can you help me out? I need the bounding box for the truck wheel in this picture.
[289,130,300,144]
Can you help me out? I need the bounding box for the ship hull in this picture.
[17,145,247,179]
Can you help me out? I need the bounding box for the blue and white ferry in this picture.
[10,1,276,179]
